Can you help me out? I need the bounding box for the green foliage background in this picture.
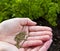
[0,0,59,26]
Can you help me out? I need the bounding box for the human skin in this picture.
[0,41,18,51]
[0,39,52,51]
[0,18,53,51]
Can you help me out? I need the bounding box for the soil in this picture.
[34,16,60,51]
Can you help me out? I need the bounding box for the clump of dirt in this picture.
[15,32,26,48]
[15,26,29,48]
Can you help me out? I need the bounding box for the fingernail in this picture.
[33,22,37,25]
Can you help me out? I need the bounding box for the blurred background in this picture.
[0,0,60,51]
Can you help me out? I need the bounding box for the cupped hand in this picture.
[0,18,52,44]
[0,18,53,51]
[0,18,36,44]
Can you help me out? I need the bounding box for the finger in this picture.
[29,26,52,32]
[26,48,32,51]
[27,35,51,41]
[19,48,25,51]
[13,18,37,26]
[20,40,43,48]
[31,46,40,51]
[39,39,53,51]
[29,31,52,37]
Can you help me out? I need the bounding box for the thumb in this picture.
[14,18,37,26]
[0,41,18,51]
[39,39,53,51]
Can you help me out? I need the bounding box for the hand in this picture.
[19,26,52,51]
[19,39,52,51]
[0,18,53,51]
[0,18,36,44]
